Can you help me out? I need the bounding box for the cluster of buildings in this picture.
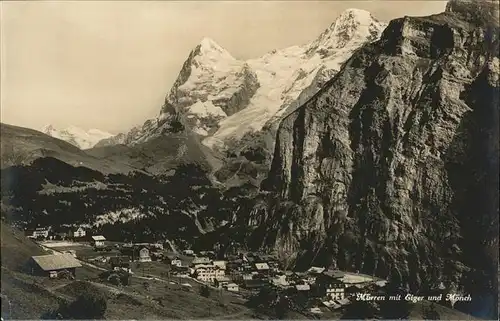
[118,242,165,262]
[165,250,386,310]
[25,226,87,240]
[25,228,387,313]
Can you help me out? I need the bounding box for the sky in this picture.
[1,1,447,134]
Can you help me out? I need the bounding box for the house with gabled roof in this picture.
[30,254,81,278]
[91,235,106,248]
[71,226,86,238]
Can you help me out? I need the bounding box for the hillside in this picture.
[0,157,246,247]
[1,122,221,178]
[0,223,63,319]
[0,223,47,272]
[0,123,138,174]
[87,128,222,175]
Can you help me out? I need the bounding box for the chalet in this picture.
[295,284,311,292]
[139,247,152,262]
[25,227,50,239]
[169,257,182,267]
[109,256,131,273]
[270,274,290,287]
[225,283,239,292]
[254,262,270,273]
[71,227,86,238]
[214,276,231,288]
[307,266,326,274]
[91,235,106,248]
[192,256,211,265]
[30,254,81,278]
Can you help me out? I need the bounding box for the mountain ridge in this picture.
[96,8,388,153]
[42,124,114,149]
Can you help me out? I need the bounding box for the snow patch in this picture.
[93,208,147,226]
[188,100,227,118]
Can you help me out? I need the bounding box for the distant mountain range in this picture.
[41,125,114,149]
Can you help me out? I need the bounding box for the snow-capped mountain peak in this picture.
[308,8,386,53]
[198,37,228,54]
[191,37,235,65]
[100,9,388,151]
[41,124,114,150]
[41,124,56,134]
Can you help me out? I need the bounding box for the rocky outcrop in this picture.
[211,64,260,116]
[250,0,499,309]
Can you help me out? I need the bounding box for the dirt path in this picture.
[45,282,73,292]
[88,281,124,296]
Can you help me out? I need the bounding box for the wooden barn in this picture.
[30,254,82,278]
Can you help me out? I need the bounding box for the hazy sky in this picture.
[1,1,447,134]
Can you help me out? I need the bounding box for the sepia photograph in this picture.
[0,0,498,320]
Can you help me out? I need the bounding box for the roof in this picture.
[322,270,345,279]
[322,301,342,309]
[92,235,106,241]
[341,274,374,284]
[337,298,351,305]
[194,264,220,270]
[307,266,325,274]
[32,254,82,271]
[295,284,311,291]
[255,263,270,270]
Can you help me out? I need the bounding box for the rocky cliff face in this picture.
[250,0,499,308]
